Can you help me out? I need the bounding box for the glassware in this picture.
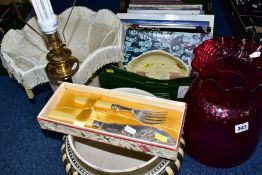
[184,37,262,167]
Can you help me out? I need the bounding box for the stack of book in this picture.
[99,1,214,100]
[117,0,214,80]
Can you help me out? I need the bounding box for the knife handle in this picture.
[48,110,77,124]
[74,96,88,106]
[95,100,112,109]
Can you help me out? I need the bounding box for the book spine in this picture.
[120,19,210,27]
[131,24,211,33]
[130,0,183,5]
[127,9,203,15]
[131,0,182,2]
[128,4,203,10]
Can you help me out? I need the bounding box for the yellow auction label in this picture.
[143,63,151,68]
[106,69,114,73]
[155,133,168,142]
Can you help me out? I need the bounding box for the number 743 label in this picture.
[235,122,249,133]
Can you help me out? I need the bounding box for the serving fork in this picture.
[95,100,167,124]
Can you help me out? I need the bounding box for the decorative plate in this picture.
[127,50,190,80]
[123,28,212,68]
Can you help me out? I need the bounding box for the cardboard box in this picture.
[37,82,186,160]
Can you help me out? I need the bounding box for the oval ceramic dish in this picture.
[127,50,190,80]
[61,135,185,175]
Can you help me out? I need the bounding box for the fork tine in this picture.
[144,117,166,122]
[145,110,167,114]
[144,120,165,124]
[145,114,166,118]
[144,109,167,114]
[144,116,166,120]
[142,121,165,124]
[145,112,167,117]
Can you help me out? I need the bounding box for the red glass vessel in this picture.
[184,37,262,167]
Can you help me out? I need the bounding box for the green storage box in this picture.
[99,64,193,101]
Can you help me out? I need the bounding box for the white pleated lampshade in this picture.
[1,6,124,89]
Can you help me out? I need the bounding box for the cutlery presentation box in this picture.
[37,82,186,160]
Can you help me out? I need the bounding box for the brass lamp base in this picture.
[45,33,62,50]
[46,44,79,87]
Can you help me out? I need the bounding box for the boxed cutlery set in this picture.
[37,82,186,160]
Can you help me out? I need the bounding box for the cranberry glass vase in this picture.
[184,37,262,167]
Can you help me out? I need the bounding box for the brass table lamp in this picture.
[30,0,79,90]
